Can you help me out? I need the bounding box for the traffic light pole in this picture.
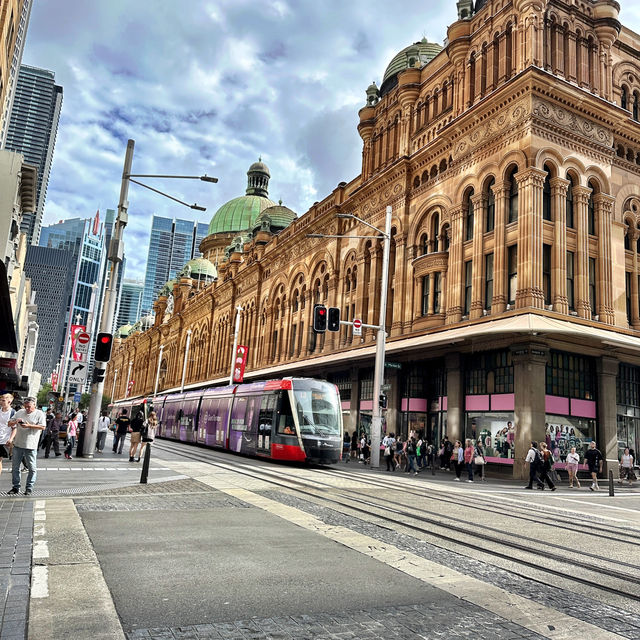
[82,140,135,457]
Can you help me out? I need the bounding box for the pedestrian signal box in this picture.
[313,305,327,332]
[379,394,387,409]
[94,333,114,362]
[327,307,340,332]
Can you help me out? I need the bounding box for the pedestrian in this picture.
[7,397,45,495]
[41,409,53,451]
[464,438,475,482]
[452,440,463,480]
[406,436,418,475]
[96,411,110,453]
[113,409,130,454]
[417,434,427,469]
[620,447,635,485]
[138,410,158,461]
[342,430,351,462]
[44,412,62,458]
[362,437,371,465]
[566,446,581,488]
[382,432,396,471]
[64,413,78,459]
[538,442,557,491]
[0,394,16,479]
[584,440,603,491]
[524,441,543,489]
[350,430,358,460]
[129,411,145,462]
[443,436,454,470]
[474,439,486,481]
[394,436,404,471]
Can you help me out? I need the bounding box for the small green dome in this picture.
[115,324,133,338]
[381,37,443,96]
[179,257,217,280]
[253,201,297,234]
[159,279,176,297]
[207,194,276,235]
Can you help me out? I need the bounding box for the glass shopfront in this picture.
[544,415,596,468]
[617,363,640,459]
[465,412,515,462]
[400,361,446,443]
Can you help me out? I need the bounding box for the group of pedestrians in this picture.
[111,408,157,462]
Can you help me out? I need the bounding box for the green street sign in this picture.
[384,361,402,369]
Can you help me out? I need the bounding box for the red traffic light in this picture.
[318,308,326,315]
[100,336,110,344]
[95,332,114,362]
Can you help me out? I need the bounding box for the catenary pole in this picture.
[153,345,164,397]
[83,139,135,457]
[229,306,242,385]
[369,205,392,469]
[180,330,192,393]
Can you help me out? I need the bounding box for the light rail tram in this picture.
[109,377,343,464]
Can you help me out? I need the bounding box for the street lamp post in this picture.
[153,345,165,397]
[307,205,392,468]
[229,306,243,385]
[180,331,192,393]
[125,361,133,398]
[82,139,217,457]
[111,368,118,403]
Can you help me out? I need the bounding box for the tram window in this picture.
[259,394,277,433]
[231,396,248,431]
[277,393,296,435]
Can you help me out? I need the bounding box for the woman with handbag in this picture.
[474,441,486,481]
[64,413,78,460]
[463,439,475,482]
[137,411,158,462]
[382,433,396,472]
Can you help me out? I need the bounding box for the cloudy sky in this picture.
[23,1,640,282]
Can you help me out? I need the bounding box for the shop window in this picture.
[465,349,513,395]
[545,417,596,463]
[545,350,596,400]
[567,251,575,311]
[466,413,515,460]
[617,363,640,407]
[543,244,551,306]
[485,253,494,310]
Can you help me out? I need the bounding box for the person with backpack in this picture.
[524,440,543,489]
[405,437,419,475]
[382,432,396,471]
[538,442,557,490]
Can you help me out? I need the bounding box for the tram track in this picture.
[151,439,640,607]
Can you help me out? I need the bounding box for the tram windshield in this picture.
[292,380,341,436]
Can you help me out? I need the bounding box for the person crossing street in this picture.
[7,397,45,496]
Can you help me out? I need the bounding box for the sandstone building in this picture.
[108,0,640,478]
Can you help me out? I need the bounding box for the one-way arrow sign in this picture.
[68,362,88,384]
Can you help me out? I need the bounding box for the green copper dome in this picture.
[253,201,297,234]
[380,37,443,96]
[179,257,217,280]
[207,159,276,235]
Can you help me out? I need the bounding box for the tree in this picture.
[37,383,53,408]
[79,393,92,410]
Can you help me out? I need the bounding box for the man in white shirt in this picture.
[96,411,110,453]
[7,397,46,496]
[0,393,16,478]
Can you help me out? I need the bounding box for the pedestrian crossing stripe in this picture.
[37,467,170,471]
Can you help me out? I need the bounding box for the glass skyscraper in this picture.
[4,64,63,245]
[141,216,208,314]
[116,279,144,328]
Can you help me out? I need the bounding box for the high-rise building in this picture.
[0,0,33,148]
[5,64,63,245]
[116,279,143,328]
[31,216,105,392]
[141,216,208,314]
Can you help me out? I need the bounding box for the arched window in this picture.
[621,86,628,111]
[543,164,552,221]
[465,189,475,240]
[565,173,574,228]
[637,224,640,254]
[492,33,500,87]
[442,83,448,110]
[634,92,639,121]
[469,53,476,104]
[508,168,518,223]
[505,25,513,78]
[486,178,495,232]
[587,179,597,236]
[432,213,440,252]
[624,222,631,251]
[420,233,429,256]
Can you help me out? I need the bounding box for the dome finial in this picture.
[246,159,270,198]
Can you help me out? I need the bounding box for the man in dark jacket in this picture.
[113,409,130,454]
[584,441,603,491]
[524,441,543,489]
[44,412,62,457]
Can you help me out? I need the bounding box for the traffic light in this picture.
[327,307,340,332]
[94,332,114,362]
[92,366,106,384]
[313,304,327,332]
[379,394,387,409]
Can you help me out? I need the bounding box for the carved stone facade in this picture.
[109,1,640,479]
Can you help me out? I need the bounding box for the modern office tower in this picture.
[23,245,75,378]
[141,216,208,314]
[31,216,105,390]
[0,0,33,148]
[5,64,63,245]
[116,279,144,328]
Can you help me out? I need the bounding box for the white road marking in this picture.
[31,566,48,599]
[33,540,49,559]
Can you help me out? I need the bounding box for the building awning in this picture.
[19,163,37,212]
[154,312,640,397]
[0,261,18,353]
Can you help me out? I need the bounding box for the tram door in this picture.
[257,392,277,455]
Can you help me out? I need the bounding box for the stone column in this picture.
[516,167,546,309]
[445,206,464,324]
[597,356,619,478]
[566,31,578,82]
[391,234,407,336]
[594,193,616,324]
[512,342,548,480]
[551,177,569,314]
[486,40,496,92]
[368,245,382,341]
[491,181,509,313]
[573,185,592,319]
[631,232,640,329]
[445,352,463,443]
[470,193,486,319]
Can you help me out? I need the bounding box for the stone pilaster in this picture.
[594,193,616,324]
[445,352,463,443]
[446,206,464,324]
[597,356,619,478]
[391,235,407,336]
[573,186,592,319]
[515,167,546,309]
[491,182,509,313]
[550,177,569,314]
[470,193,486,319]
[511,342,548,480]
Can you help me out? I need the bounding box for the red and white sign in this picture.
[353,318,362,336]
[126,379,135,397]
[232,345,249,383]
[75,331,91,354]
[70,324,87,361]
[51,372,58,392]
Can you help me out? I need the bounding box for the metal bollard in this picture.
[608,469,614,497]
[140,442,151,484]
